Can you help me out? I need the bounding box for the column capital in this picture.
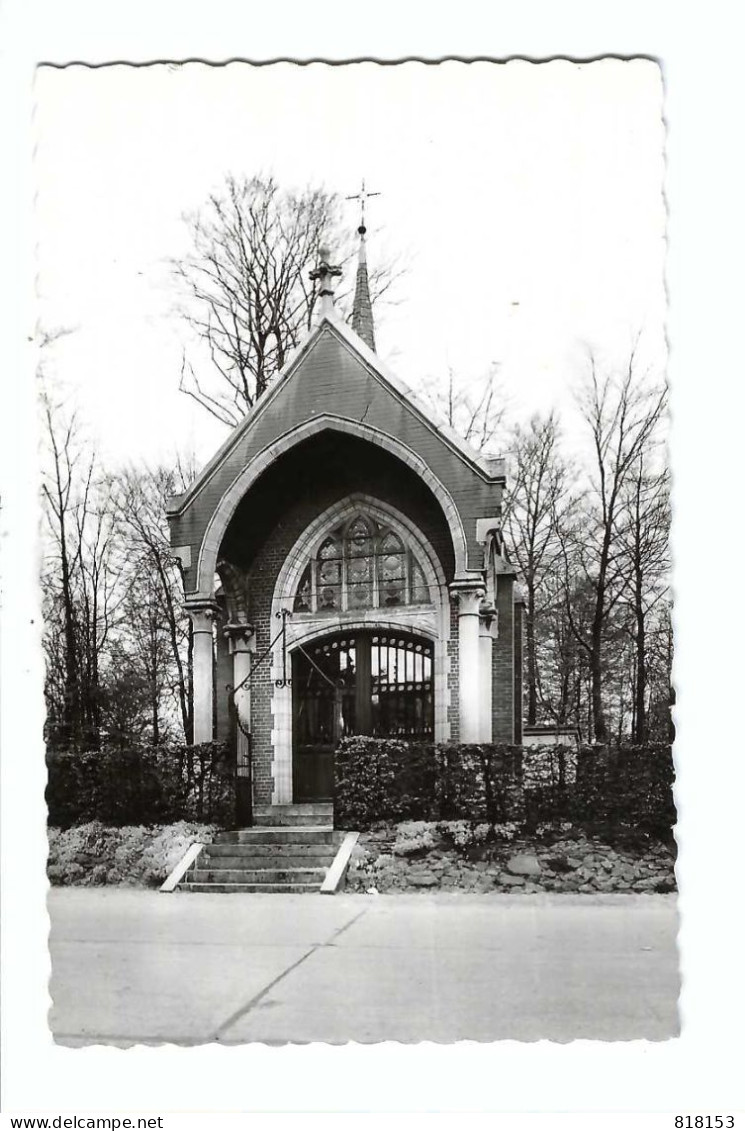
[449,581,486,616]
[185,600,220,633]
[479,602,498,637]
[224,621,256,653]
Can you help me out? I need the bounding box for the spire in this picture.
[346,181,380,353]
[351,224,376,352]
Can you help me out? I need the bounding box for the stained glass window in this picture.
[294,564,313,612]
[379,531,405,606]
[296,512,433,614]
[316,536,342,609]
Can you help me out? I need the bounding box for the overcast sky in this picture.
[34,59,666,468]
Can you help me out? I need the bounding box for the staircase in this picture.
[178,803,336,894]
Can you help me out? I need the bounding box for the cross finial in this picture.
[346,179,381,233]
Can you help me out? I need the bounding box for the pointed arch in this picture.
[193,415,470,597]
[268,494,452,802]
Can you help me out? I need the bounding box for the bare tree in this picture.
[113,568,175,746]
[502,412,570,725]
[115,464,196,743]
[417,364,508,455]
[559,343,667,744]
[644,598,675,742]
[173,174,403,427]
[40,388,124,749]
[40,389,83,748]
[618,457,671,742]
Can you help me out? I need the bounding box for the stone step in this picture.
[253,811,334,827]
[215,827,334,845]
[189,867,327,885]
[204,842,337,858]
[180,882,322,894]
[253,803,333,816]
[201,852,336,869]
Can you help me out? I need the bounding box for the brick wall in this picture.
[492,574,516,741]
[232,446,458,804]
[513,598,524,745]
[214,603,233,742]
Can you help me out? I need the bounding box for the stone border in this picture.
[159,842,205,893]
[320,831,360,895]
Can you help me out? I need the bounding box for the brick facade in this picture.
[168,320,506,597]
[173,314,524,806]
[216,449,462,803]
[492,574,515,742]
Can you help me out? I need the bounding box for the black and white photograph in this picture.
[3,6,744,1119]
[32,57,678,1047]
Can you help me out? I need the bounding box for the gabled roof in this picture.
[168,312,504,519]
[167,311,508,597]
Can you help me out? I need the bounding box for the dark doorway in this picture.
[291,630,435,801]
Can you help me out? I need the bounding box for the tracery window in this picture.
[293,512,431,614]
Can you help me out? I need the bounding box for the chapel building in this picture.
[167,227,524,824]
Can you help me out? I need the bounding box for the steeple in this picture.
[351,224,376,352]
[346,180,380,354]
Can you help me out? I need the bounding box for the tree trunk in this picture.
[154,551,191,744]
[634,595,647,744]
[58,513,81,750]
[152,694,160,746]
[185,620,194,745]
[526,586,538,725]
[590,623,608,744]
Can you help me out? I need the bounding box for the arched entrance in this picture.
[292,629,435,801]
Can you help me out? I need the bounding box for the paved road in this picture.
[48,889,679,1045]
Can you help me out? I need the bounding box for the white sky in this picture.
[34,58,666,468]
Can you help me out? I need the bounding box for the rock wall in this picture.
[346,824,676,895]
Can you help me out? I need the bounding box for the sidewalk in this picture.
[48,889,679,1045]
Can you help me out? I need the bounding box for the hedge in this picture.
[46,741,235,829]
[335,737,524,828]
[335,737,676,840]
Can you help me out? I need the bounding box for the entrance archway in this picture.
[292,629,435,802]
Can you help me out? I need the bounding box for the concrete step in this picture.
[189,867,327,885]
[214,827,333,845]
[253,804,333,816]
[180,882,322,894]
[201,852,336,870]
[204,842,336,859]
[253,811,334,827]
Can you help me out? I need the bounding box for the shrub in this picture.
[334,737,410,827]
[335,739,524,829]
[569,743,676,841]
[47,821,218,886]
[46,742,235,829]
[391,821,439,856]
[334,736,676,842]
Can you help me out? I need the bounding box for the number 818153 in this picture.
[675,1119,734,1128]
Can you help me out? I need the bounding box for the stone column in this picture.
[187,603,219,744]
[451,584,485,744]
[225,622,256,824]
[479,607,497,743]
[225,622,255,774]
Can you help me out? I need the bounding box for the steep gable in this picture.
[168,316,506,596]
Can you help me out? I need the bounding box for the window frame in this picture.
[293,511,432,615]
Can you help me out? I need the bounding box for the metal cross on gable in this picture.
[346,179,381,230]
